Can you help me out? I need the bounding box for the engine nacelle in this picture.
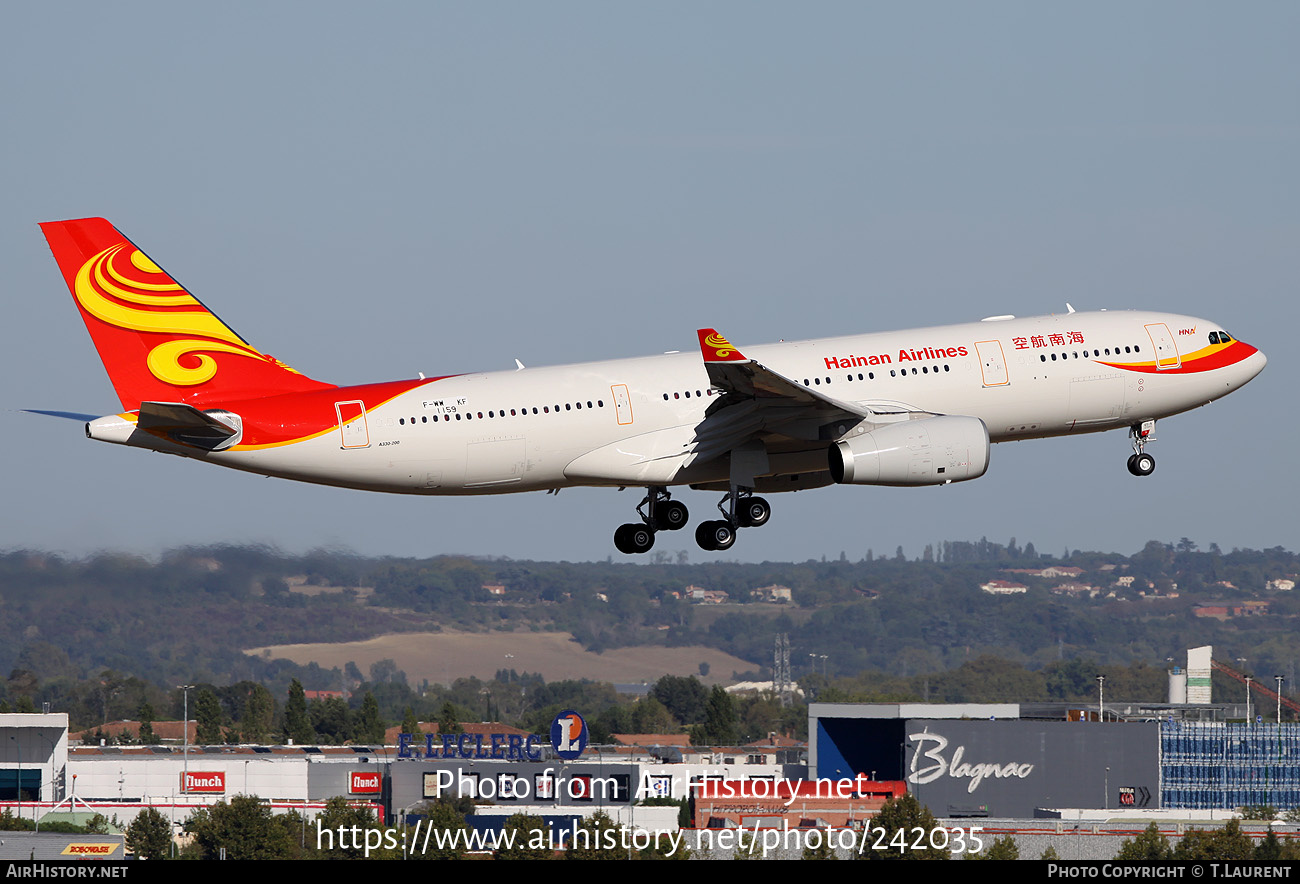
[828,415,990,486]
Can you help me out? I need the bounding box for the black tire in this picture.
[657,500,689,531]
[709,520,736,551]
[629,523,655,553]
[695,521,718,551]
[739,497,771,528]
[1132,453,1155,476]
[1126,454,1140,476]
[613,524,636,554]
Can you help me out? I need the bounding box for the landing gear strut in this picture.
[612,487,688,554]
[1127,420,1156,477]
[695,487,770,551]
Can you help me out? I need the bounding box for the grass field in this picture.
[246,630,757,686]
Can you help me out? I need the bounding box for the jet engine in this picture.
[828,415,989,486]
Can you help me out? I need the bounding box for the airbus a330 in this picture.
[35,217,1266,554]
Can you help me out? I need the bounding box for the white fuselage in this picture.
[155,309,1262,496]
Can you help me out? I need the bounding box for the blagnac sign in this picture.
[907,729,1035,793]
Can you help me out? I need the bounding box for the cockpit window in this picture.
[1220,331,1233,343]
[1209,332,1220,345]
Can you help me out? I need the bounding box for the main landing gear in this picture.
[612,487,689,554]
[695,488,770,552]
[611,486,772,554]
[1127,420,1156,477]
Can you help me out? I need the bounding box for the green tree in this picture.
[310,697,353,744]
[126,807,172,860]
[630,697,677,734]
[1115,821,1172,860]
[401,707,423,737]
[650,675,708,725]
[314,796,381,859]
[859,794,949,860]
[802,831,837,860]
[438,701,462,736]
[138,702,160,746]
[732,829,762,860]
[414,800,471,860]
[355,692,385,744]
[1256,828,1284,861]
[691,685,739,746]
[1172,819,1254,861]
[241,683,274,744]
[194,688,224,745]
[565,811,624,860]
[495,813,552,860]
[84,814,113,834]
[968,834,1018,860]
[284,679,314,745]
[1040,845,1060,860]
[185,795,297,860]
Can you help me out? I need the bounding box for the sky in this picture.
[2,2,1295,564]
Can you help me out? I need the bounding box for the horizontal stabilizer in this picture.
[136,401,242,450]
[22,409,101,422]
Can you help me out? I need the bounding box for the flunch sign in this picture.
[350,771,382,794]
[182,770,226,793]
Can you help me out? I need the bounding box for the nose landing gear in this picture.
[1127,420,1156,477]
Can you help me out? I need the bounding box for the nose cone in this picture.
[1231,341,1266,389]
[1241,343,1266,383]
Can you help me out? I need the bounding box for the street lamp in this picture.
[179,685,194,795]
[1276,676,1285,724]
[1097,676,1105,722]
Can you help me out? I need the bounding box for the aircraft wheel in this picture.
[1131,453,1155,477]
[697,520,735,552]
[739,497,771,528]
[615,523,655,554]
[657,500,689,531]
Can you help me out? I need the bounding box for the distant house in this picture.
[750,584,792,602]
[1038,566,1085,579]
[980,579,1027,595]
[1267,579,1296,592]
[684,585,729,604]
[1193,601,1271,620]
[1052,582,1098,598]
[304,690,348,702]
[482,584,506,596]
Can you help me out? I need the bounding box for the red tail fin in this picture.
[40,218,334,411]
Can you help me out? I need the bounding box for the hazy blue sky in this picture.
[3,3,1294,563]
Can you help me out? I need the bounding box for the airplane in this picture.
[35,217,1266,555]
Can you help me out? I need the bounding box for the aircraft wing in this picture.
[689,329,917,464]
